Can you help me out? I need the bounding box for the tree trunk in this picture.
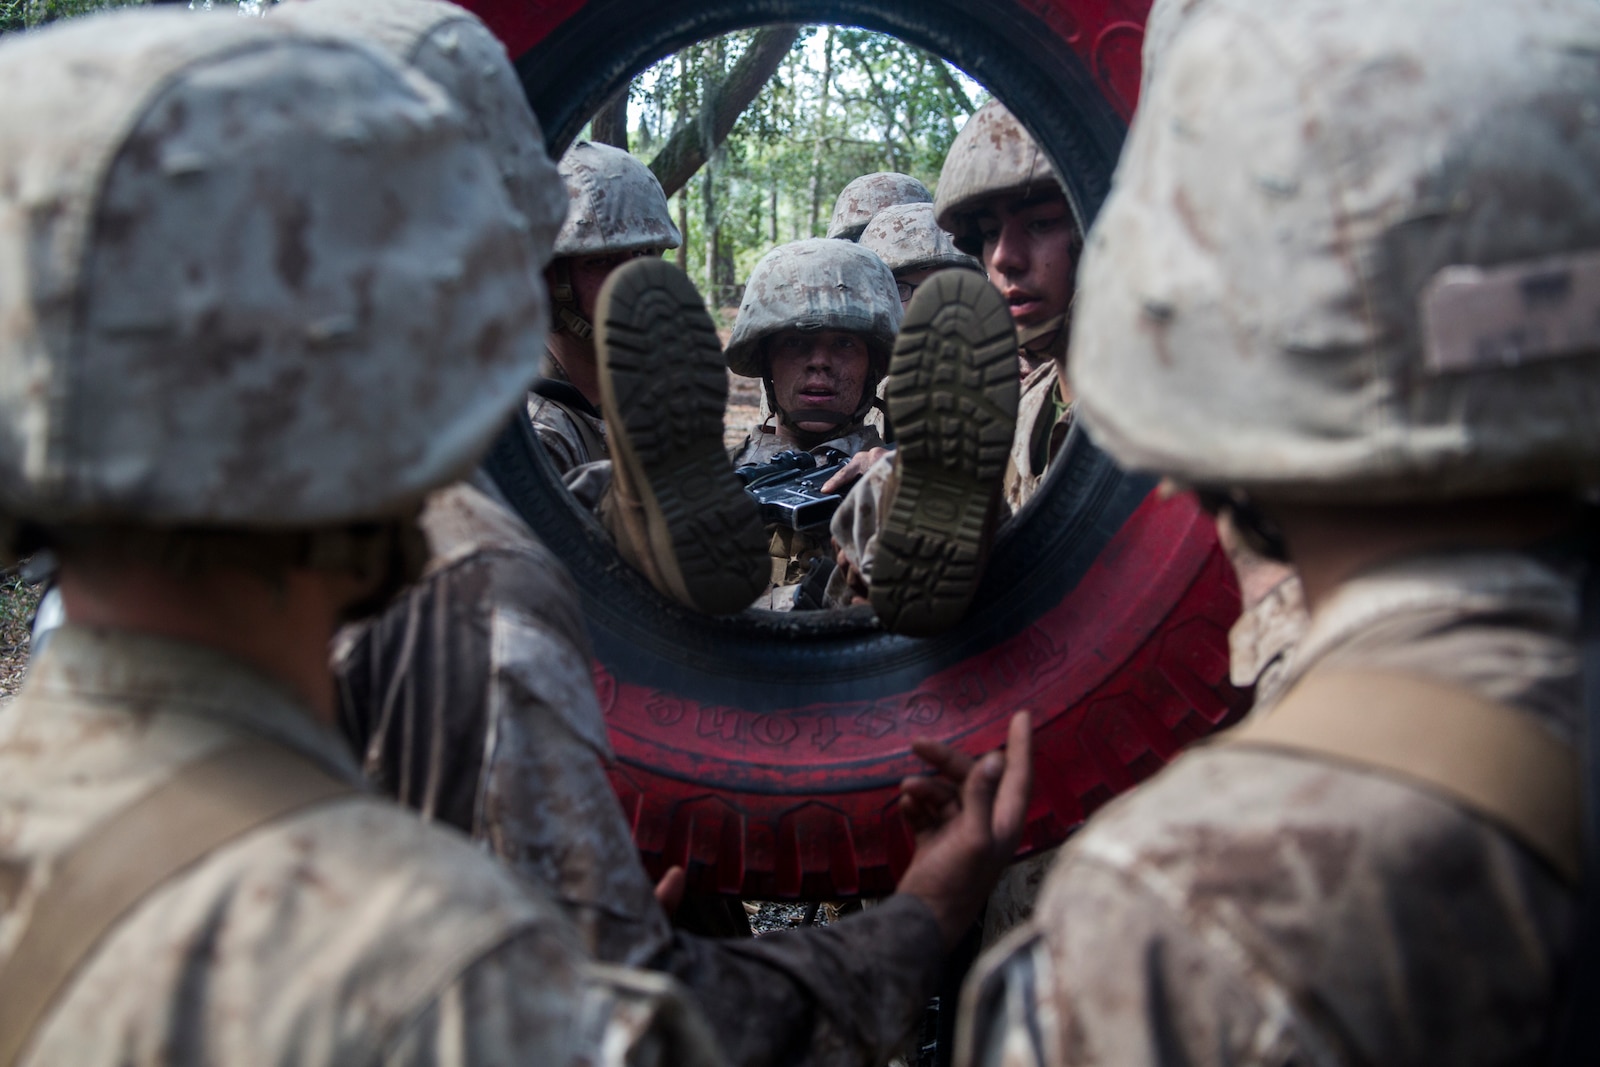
[590,85,630,151]
[649,25,800,199]
[807,27,835,236]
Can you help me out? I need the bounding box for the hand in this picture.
[653,865,687,918]
[894,712,1033,950]
[821,446,890,495]
[832,546,869,605]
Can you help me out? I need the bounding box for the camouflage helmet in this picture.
[826,172,932,241]
[0,11,549,527]
[858,202,981,279]
[725,239,903,379]
[554,141,681,258]
[273,0,567,264]
[934,99,1067,256]
[1071,0,1600,503]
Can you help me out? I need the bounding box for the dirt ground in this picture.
[725,369,766,453]
[0,566,41,701]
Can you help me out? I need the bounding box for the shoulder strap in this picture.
[0,740,357,1067]
[1219,668,1580,884]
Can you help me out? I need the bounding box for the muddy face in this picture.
[765,328,870,434]
[976,191,1079,334]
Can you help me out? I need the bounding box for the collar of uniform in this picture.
[1269,551,1580,738]
[22,625,364,784]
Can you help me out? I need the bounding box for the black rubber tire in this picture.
[474,0,1249,899]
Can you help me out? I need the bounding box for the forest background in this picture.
[2,1,989,319]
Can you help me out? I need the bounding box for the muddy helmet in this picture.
[275,0,566,264]
[726,239,902,377]
[0,11,550,528]
[826,172,932,241]
[1071,0,1600,503]
[858,202,981,279]
[554,141,681,258]
[934,99,1067,257]
[726,240,901,431]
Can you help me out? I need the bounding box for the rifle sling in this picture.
[0,740,357,1067]
[1218,668,1581,885]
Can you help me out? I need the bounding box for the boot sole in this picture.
[596,259,767,614]
[872,270,1020,637]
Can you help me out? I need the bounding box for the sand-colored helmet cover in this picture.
[725,239,903,378]
[273,0,566,265]
[0,11,550,526]
[934,99,1065,256]
[554,141,681,257]
[826,172,932,241]
[858,202,981,278]
[1071,0,1600,502]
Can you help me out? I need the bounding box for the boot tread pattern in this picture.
[597,259,767,614]
[872,270,1021,637]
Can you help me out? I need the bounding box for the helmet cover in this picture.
[858,202,981,278]
[1070,0,1600,502]
[273,0,568,269]
[934,99,1066,256]
[725,239,903,378]
[553,140,681,258]
[826,172,932,241]
[0,11,551,525]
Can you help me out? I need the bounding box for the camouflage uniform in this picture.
[960,0,1600,1061]
[725,239,903,610]
[826,172,932,241]
[0,9,716,1065]
[335,478,948,1067]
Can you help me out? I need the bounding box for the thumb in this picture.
[992,712,1034,851]
[960,746,1006,838]
[653,865,687,917]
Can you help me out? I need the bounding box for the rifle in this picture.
[735,449,851,531]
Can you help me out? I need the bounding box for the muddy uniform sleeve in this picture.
[386,931,725,1067]
[336,542,675,966]
[338,487,946,1067]
[657,894,945,1067]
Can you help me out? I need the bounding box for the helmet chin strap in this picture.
[1016,312,1068,364]
[549,260,594,340]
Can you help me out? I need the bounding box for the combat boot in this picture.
[871,270,1019,636]
[595,257,768,614]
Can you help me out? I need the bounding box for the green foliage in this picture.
[18,0,146,28]
[608,26,987,306]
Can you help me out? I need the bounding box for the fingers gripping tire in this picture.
[473,0,1251,899]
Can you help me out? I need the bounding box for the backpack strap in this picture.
[0,740,357,1067]
[1218,668,1580,884]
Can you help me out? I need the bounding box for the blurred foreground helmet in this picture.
[1071,0,1600,502]
[858,202,981,279]
[554,140,681,258]
[826,172,931,241]
[274,0,566,264]
[0,10,548,528]
[934,99,1066,256]
[725,239,903,379]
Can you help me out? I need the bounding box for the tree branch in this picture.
[590,85,630,151]
[649,24,801,199]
